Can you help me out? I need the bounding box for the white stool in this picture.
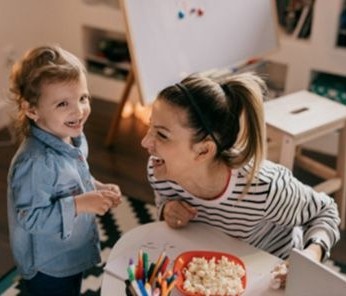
[265,90,346,230]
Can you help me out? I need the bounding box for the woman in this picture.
[141,72,340,287]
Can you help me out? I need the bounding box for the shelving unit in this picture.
[336,0,346,47]
[268,0,346,155]
[268,0,346,95]
[78,1,138,103]
[82,26,130,80]
[275,0,315,39]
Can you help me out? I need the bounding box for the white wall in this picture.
[0,1,76,102]
[0,0,75,128]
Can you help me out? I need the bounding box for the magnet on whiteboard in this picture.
[177,10,185,19]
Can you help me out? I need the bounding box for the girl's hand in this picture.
[163,200,197,229]
[95,181,122,196]
[74,189,122,216]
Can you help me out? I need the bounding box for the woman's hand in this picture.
[162,200,197,229]
[302,243,323,262]
[270,260,289,289]
[270,244,323,290]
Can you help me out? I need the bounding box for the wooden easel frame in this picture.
[105,69,135,147]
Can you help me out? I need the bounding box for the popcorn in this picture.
[182,255,246,296]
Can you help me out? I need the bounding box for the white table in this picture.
[101,221,284,296]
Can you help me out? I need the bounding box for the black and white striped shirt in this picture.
[147,157,340,259]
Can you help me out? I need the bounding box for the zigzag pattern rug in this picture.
[2,196,157,296]
[2,196,346,296]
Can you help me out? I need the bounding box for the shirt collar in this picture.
[30,124,83,156]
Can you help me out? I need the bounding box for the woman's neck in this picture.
[180,162,231,200]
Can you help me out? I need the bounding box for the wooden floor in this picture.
[0,98,345,278]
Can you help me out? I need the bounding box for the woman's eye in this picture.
[157,131,168,140]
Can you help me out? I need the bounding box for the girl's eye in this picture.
[57,101,68,108]
[80,95,90,102]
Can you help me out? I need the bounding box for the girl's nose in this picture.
[75,103,85,115]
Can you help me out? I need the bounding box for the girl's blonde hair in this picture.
[9,45,86,140]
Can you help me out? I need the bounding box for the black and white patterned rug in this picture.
[2,196,157,296]
[2,196,346,296]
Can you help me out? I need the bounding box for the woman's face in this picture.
[141,99,198,181]
[25,74,91,143]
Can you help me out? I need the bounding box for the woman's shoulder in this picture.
[237,159,293,183]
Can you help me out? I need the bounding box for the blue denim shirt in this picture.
[7,124,101,279]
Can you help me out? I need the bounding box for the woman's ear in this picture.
[194,140,217,161]
[22,101,38,122]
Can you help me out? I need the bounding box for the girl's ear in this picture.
[193,139,217,161]
[22,101,38,122]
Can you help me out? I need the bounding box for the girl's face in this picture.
[26,73,91,143]
[141,99,199,181]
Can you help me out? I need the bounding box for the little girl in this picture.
[7,45,122,296]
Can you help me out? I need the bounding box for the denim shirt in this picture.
[7,124,101,279]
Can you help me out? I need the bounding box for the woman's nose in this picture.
[141,131,153,149]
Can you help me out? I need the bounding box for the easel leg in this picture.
[335,123,346,230]
[105,70,135,148]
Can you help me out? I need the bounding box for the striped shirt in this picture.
[147,156,340,259]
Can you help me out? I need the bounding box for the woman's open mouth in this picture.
[151,156,167,179]
[152,156,165,168]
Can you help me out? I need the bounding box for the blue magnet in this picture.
[178,10,185,19]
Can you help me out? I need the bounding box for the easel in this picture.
[105,68,151,147]
[105,69,135,148]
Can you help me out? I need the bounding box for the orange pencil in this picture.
[161,279,168,296]
[162,269,172,281]
[149,251,166,285]
[166,274,177,294]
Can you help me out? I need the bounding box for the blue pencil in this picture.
[137,279,148,296]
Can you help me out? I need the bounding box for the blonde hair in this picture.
[9,45,86,140]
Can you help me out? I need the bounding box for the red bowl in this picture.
[173,250,246,296]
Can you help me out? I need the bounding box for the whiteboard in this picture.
[121,0,278,105]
